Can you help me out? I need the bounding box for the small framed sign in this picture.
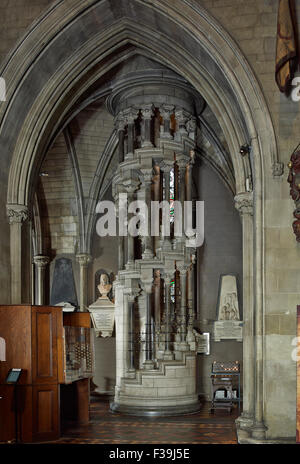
[5,368,22,384]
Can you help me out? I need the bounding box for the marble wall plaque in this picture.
[50,257,78,307]
[196,332,210,355]
[214,320,243,342]
[89,298,115,338]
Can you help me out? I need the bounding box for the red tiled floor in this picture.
[53,399,239,444]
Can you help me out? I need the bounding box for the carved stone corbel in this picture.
[234,192,253,216]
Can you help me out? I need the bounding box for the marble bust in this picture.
[97,273,112,299]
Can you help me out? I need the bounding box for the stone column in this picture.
[124,108,138,158]
[123,180,139,269]
[128,295,136,374]
[144,291,155,370]
[160,105,174,139]
[115,111,126,163]
[114,187,125,271]
[7,204,30,304]
[154,270,161,334]
[141,168,154,259]
[178,267,189,350]
[153,162,161,254]
[187,254,196,330]
[234,192,256,433]
[186,150,195,203]
[159,161,173,241]
[141,105,154,147]
[76,253,92,311]
[163,273,174,360]
[33,255,50,305]
[176,154,189,238]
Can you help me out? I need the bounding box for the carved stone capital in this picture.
[177,266,188,277]
[234,192,253,216]
[122,178,140,195]
[6,204,29,224]
[76,253,92,267]
[123,107,138,125]
[159,160,174,173]
[175,108,190,122]
[176,153,190,170]
[175,108,190,133]
[140,168,154,185]
[141,104,154,120]
[160,104,174,119]
[33,255,50,268]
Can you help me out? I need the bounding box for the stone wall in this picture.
[194,160,243,399]
[0,0,55,64]
[39,133,79,255]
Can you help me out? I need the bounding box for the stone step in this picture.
[120,352,196,390]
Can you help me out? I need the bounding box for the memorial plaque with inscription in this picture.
[214,321,243,342]
[196,332,210,355]
[90,305,115,338]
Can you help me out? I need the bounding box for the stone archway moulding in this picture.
[1,0,280,442]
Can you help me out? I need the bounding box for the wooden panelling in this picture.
[0,305,32,385]
[33,385,59,442]
[0,385,15,442]
[31,306,61,384]
[63,312,91,328]
[60,378,89,424]
[0,305,90,443]
[0,384,33,443]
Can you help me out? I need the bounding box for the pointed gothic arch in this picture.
[1,0,281,441]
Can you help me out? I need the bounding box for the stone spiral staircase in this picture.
[111,351,199,415]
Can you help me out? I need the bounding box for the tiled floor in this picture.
[54,399,239,444]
